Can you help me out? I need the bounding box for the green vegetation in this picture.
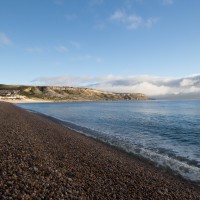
[0,84,149,101]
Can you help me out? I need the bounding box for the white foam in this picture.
[136,148,200,182]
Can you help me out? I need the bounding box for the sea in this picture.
[17,100,200,183]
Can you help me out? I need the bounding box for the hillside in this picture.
[0,84,149,101]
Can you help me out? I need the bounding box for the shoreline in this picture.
[0,97,52,104]
[26,109,200,187]
[0,101,200,199]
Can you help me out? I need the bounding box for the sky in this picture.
[0,0,200,98]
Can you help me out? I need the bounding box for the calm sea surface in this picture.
[18,100,200,183]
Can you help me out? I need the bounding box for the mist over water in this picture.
[18,100,200,183]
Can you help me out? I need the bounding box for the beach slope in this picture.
[0,102,199,199]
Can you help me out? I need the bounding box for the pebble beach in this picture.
[0,101,200,199]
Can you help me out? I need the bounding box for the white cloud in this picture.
[162,0,174,5]
[180,79,197,87]
[0,32,12,46]
[127,15,143,29]
[145,18,159,28]
[55,45,68,53]
[33,74,200,99]
[110,10,158,29]
[110,10,126,21]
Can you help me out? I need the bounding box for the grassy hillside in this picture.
[0,84,149,101]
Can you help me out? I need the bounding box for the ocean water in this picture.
[18,100,200,183]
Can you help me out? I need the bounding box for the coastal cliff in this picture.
[0,84,149,101]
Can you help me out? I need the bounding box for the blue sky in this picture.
[0,0,200,97]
